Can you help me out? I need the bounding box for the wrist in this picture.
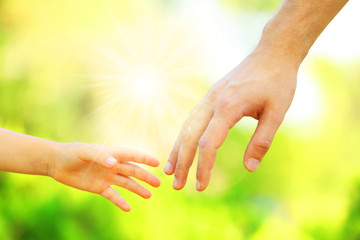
[39,140,59,177]
[249,36,302,74]
[256,21,308,69]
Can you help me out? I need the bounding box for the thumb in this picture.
[81,144,118,168]
[244,111,283,172]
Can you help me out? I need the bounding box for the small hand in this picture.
[50,142,161,212]
[165,48,298,191]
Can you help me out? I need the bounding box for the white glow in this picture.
[312,0,360,60]
[286,69,322,125]
[127,67,164,100]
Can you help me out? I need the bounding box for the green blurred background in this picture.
[1,0,360,239]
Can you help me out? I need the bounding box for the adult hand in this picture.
[164,47,298,191]
[163,0,349,192]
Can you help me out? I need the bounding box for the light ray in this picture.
[76,0,206,152]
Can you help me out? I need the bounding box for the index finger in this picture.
[172,104,214,190]
[94,145,160,167]
[165,101,203,175]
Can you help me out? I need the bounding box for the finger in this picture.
[100,187,131,212]
[244,110,283,172]
[80,145,118,168]
[165,102,203,175]
[117,162,161,187]
[173,105,214,190]
[197,113,240,191]
[118,149,160,167]
[95,145,160,167]
[113,175,152,199]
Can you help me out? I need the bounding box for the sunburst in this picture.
[78,0,206,156]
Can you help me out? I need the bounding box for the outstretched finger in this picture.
[173,104,214,190]
[95,145,160,167]
[165,102,203,175]
[113,175,152,199]
[117,162,161,187]
[100,187,131,212]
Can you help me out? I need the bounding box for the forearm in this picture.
[0,128,57,176]
[257,0,349,66]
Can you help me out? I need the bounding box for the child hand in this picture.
[49,142,161,212]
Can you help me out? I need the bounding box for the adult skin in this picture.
[165,0,349,191]
[0,128,161,211]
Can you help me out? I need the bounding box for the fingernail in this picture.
[196,179,201,190]
[173,177,178,189]
[164,162,172,173]
[246,158,260,172]
[105,156,117,167]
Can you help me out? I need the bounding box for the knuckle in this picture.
[105,174,115,183]
[74,143,92,158]
[267,111,284,126]
[206,88,220,102]
[144,174,151,183]
[217,97,232,110]
[207,160,216,170]
[122,181,131,189]
[141,155,148,164]
[208,164,214,171]
[182,130,194,143]
[94,151,105,163]
[115,177,125,185]
[168,150,179,162]
[198,136,210,149]
[176,161,191,170]
[108,194,115,202]
[180,121,190,132]
[198,163,213,172]
[253,140,272,154]
[128,167,136,176]
[134,168,143,178]
[205,163,214,171]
